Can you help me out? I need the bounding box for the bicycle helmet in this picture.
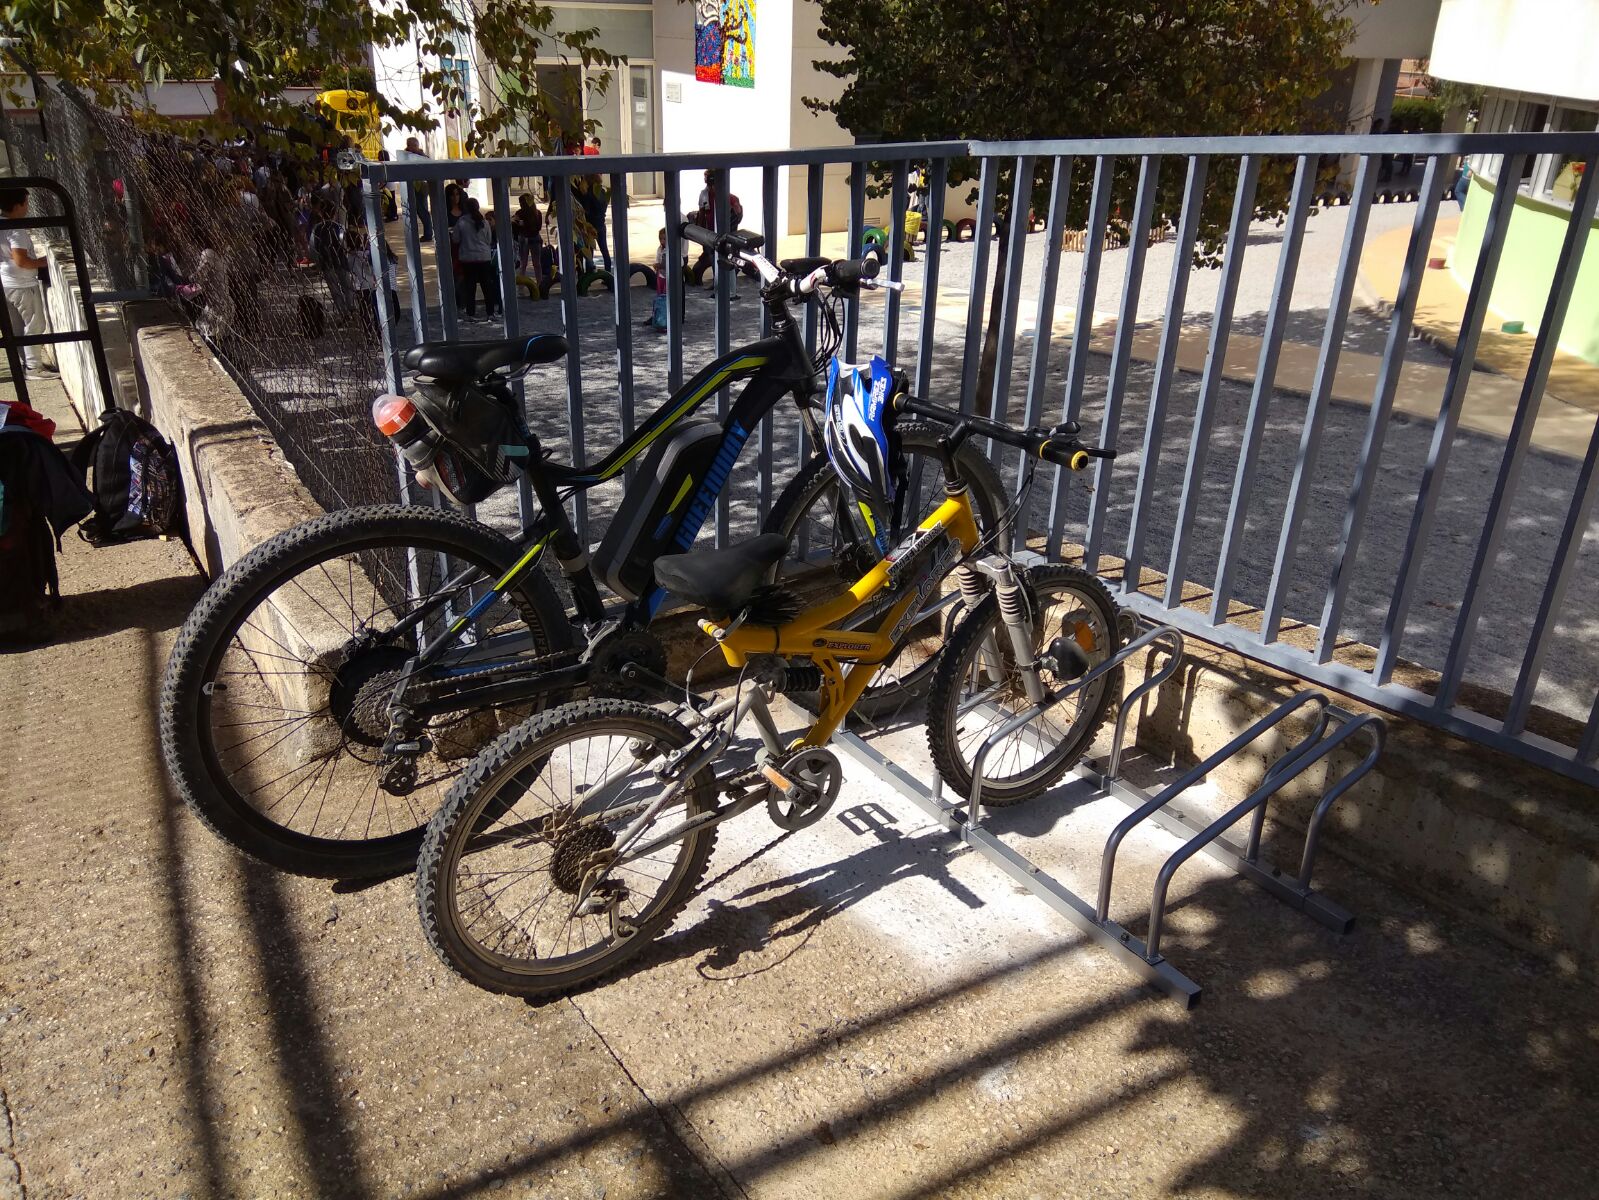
[823,354,898,550]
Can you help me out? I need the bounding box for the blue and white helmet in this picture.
[823,354,897,531]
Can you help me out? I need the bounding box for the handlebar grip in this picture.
[827,256,881,288]
[1038,438,1091,471]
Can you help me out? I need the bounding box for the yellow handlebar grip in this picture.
[1069,449,1090,471]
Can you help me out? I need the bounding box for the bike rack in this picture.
[832,620,1386,1008]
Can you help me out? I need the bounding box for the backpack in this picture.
[70,408,184,545]
[0,429,92,639]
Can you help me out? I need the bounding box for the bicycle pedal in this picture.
[759,763,795,793]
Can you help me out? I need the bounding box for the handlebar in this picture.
[894,394,1116,471]
[679,223,900,298]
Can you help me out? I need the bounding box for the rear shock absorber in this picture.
[780,662,823,694]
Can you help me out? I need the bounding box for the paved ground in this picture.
[5,370,1599,1200]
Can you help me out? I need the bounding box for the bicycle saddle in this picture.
[654,534,788,618]
[402,334,568,381]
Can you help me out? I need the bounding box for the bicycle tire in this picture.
[925,563,1121,806]
[416,698,717,997]
[160,504,574,879]
[762,421,1007,718]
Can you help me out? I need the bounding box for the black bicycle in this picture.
[160,225,1006,879]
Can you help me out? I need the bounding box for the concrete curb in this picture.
[127,302,324,577]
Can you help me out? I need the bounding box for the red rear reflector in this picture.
[372,395,416,436]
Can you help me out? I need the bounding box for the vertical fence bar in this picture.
[884,160,909,366]
[1161,155,1261,605]
[1045,155,1114,558]
[758,163,779,523]
[714,182,733,547]
[1083,154,1161,571]
[608,172,637,489]
[1012,155,1072,545]
[1438,155,1599,708]
[797,163,824,559]
[1262,156,1376,643]
[1503,413,1599,737]
[1580,695,1599,766]
[364,176,405,397]
[1313,154,1445,662]
[759,165,779,341]
[804,163,824,364]
[1207,155,1317,621]
[399,182,430,343]
[1123,154,1208,587]
[985,155,1035,457]
[958,159,1000,413]
[913,157,948,396]
[431,178,459,340]
[553,180,588,541]
[665,170,685,392]
[844,161,866,362]
[491,175,535,524]
[1373,153,1527,683]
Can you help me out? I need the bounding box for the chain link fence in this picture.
[2,79,403,515]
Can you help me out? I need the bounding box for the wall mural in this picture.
[695,0,756,89]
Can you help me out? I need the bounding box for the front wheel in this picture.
[416,699,718,997]
[762,420,1007,719]
[925,564,1121,806]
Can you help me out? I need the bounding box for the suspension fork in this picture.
[973,557,1047,706]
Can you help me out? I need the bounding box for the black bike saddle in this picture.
[402,334,568,381]
[654,534,787,618]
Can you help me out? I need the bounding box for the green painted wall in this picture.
[1452,172,1599,364]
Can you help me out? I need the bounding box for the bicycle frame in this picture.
[397,317,824,717]
[567,484,985,878]
[709,486,982,744]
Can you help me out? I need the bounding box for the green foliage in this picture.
[0,0,621,156]
[808,0,1359,411]
[1389,97,1445,133]
[810,0,1359,255]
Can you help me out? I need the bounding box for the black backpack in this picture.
[70,408,184,545]
[0,430,92,639]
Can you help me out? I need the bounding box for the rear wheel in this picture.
[762,420,1006,719]
[160,504,574,879]
[416,699,717,996]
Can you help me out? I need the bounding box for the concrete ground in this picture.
[4,370,1599,1199]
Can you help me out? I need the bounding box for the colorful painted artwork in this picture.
[695,0,755,88]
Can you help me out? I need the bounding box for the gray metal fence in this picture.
[369,130,1599,790]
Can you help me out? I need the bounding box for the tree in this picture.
[809,0,1358,410]
[0,0,622,156]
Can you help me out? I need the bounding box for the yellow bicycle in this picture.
[416,389,1122,996]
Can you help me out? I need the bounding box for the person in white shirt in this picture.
[0,187,56,380]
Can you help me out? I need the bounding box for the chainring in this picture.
[587,628,669,700]
[765,747,844,831]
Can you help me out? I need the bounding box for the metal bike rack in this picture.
[833,621,1386,1008]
